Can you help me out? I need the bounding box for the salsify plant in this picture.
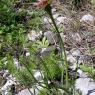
[33,0,69,93]
[34,0,68,84]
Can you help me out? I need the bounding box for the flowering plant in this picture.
[33,0,68,90]
[33,0,52,8]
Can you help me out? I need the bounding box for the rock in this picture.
[80,14,94,22]
[27,30,42,41]
[60,33,66,42]
[1,70,9,78]
[75,77,95,95]
[43,17,52,24]
[40,46,56,57]
[34,71,42,81]
[16,89,32,95]
[40,47,50,56]
[17,85,43,95]
[13,58,20,69]
[79,55,95,65]
[70,48,81,57]
[52,8,57,13]
[53,13,60,19]
[67,48,82,70]
[0,75,17,95]
[77,69,87,78]
[23,48,30,57]
[71,33,82,43]
[0,75,6,89]
[67,49,81,70]
[57,16,66,24]
[57,16,68,25]
[44,31,59,45]
[67,55,77,70]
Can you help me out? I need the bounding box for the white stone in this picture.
[26,52,30,57]
[77,69,83,76]
[0,75,17,95]
[80,14,94,22]
[72,33,82,42]
[53,13,59,19]
[67,55,76,63]
[57,16,67,24]
[52,8,57,13]
[70,48,81,57]
[17,85,43,95]
[28,30,42,41]
[40,48,47,54]
[44,31,58,44]
[3,70,9,78]
[43,17,52,24]
[16,89,32,95]
[67,55,77,70]
[4,61,7,65]
[13,58,20,69]
[75,78,95,95]
[44,17,49,23]
[77,69,87,78]
[34,71,43,81]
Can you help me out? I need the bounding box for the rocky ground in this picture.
[0,0,95,95]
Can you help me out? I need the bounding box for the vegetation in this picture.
[0,0,95,95]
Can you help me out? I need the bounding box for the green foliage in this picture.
[52,26,64,33]
[42,54,61,80]
[6,55,16,74]
[0,57,7,70]
[35,37,49,49]
[0,0,28,58]
[15,69,35,87]
[80,65,95,79]
[27,10,44,30]
[0,0,14,24]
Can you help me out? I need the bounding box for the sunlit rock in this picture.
[75,77,95,95]
[80,14,94,22]
[17,85,43,95]
[57,16,67,24]
[43,17,52,24]
[28,30,42,41]
[44,31,59,45]
[0,75,17,95]
[53,13,60,19]
[34,71,43,81]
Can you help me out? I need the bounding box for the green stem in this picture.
[45,5,69,88]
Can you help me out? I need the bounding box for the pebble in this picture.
[44,31,59,45]
[71,33,82,43]
[75,78,95,95]
[52,8,57,13]
[34,71,42,81]
[67,55,77,70]
[0,75,17,95]
[80,14,94,22]
[27,30,42,41]
[53,13,59,19]
[17,85,43,95]
[43,17,52,24]
[70,48,81,57]
[57,16,67,24]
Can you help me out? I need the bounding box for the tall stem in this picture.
[45,5,69,88]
